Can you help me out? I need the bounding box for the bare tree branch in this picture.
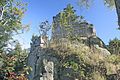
[0,5,6,21]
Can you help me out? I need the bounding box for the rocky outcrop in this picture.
[27,36,59,80]
[27,22,113,80]
[52,22,96,40]
[26,4,120,79]
[28,47,58,80]
[27,34,113,80]
[94,45,111,56]
[27,10,112,79]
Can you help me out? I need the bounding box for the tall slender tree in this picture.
[0,0,27,51]
[39,21,51,47]
[59,4,79,27]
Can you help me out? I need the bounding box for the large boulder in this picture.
[94,45,111,56]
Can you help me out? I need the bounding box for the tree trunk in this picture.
[114,0,120,27]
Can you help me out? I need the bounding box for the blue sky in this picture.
[14,0,120,49]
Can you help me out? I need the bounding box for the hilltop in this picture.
[27,4,120,80]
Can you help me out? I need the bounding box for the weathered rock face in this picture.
[51,12,110,50]
[27,36,59,80]
[27,19,112,80]
[94,45,111,56]
[27,30,112,80]
[28,49,57,80]
[27,35,112,80]
[52,23,96,40]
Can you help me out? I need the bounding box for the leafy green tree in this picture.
[0,0,28,79]
[53,4,80,29]
[53,4,85,40]
[59,4,79,27]
[108,38,120,55]
[0,0,27,51]
[0,42,29,79]
[13,42,28,73]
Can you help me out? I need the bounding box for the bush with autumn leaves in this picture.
[0,42,30,80]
